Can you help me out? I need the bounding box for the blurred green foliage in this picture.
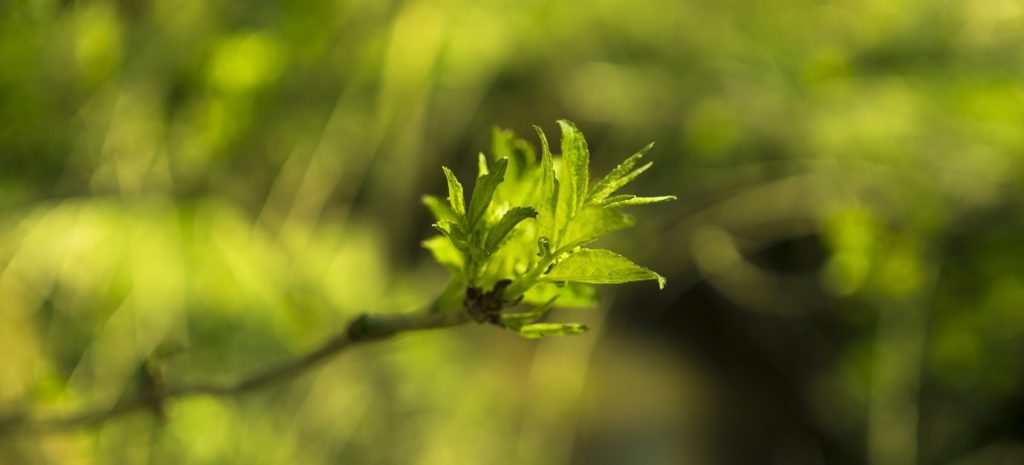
[2,0,1024,464]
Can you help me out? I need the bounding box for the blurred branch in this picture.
[0,307,470,434]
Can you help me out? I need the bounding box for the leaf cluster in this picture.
[423,121,675,338]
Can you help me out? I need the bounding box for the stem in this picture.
[0,307,470,434]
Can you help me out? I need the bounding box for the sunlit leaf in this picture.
[477,152,489,177]
[588,142,653,203]
[522,282,598,308]
[554,120,589,246]
[543,248,666,288]
[422,236,463,272]
[432,220,470,253]
[427,121,671,323]
[441,166,466,219]
[492,126,536,178]
[557,120,590,213]
[534,126,558,240]
[560,205,635,249]
[485,206,537,252]
[422,195,456,222]
[467,157,508,229]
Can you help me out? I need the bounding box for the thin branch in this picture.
[0,308,470,434]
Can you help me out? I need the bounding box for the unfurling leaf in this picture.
[485,206,538,252]
[543,248,666,289]
[554,120,588,246]
[557,120,590,213]
[537,237,552,258]
[560,205,635,249]
[534,126,558,240]
[517,322,589,339]
[467,157,509,229]
[477,152,489,177]
[441,166,466,219]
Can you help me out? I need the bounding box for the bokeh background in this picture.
[3,0,1024,463]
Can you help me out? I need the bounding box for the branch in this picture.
[0,307,470,434]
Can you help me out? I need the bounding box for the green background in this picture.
[2,0,1023,463]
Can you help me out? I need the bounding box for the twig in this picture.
[0,308,470,434]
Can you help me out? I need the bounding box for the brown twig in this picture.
[0,308,470,434]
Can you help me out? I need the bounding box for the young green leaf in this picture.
[441,167,466,219]
[522,282,598,308]
[603,195,677,208]
[517,323,589,339]
[432,220,470,254]
[477,152,489,176]
[537,237,552,259]
[554,120,589,245]
[560,205,636,249]
[557,120,590,213]
[485,206,538,252]
[533,126,558,241]
[588,142,653,203]
[432,220,458,237]
[492,127,536,178]
[543,248,666,289]
[467,157,509,229]
[588,161,654,205]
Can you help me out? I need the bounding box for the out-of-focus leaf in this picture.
[492,126,536,177]
[543,248,666,288]
[423,236,464,272]
[478,152,489,177]
[422,195,456,222]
